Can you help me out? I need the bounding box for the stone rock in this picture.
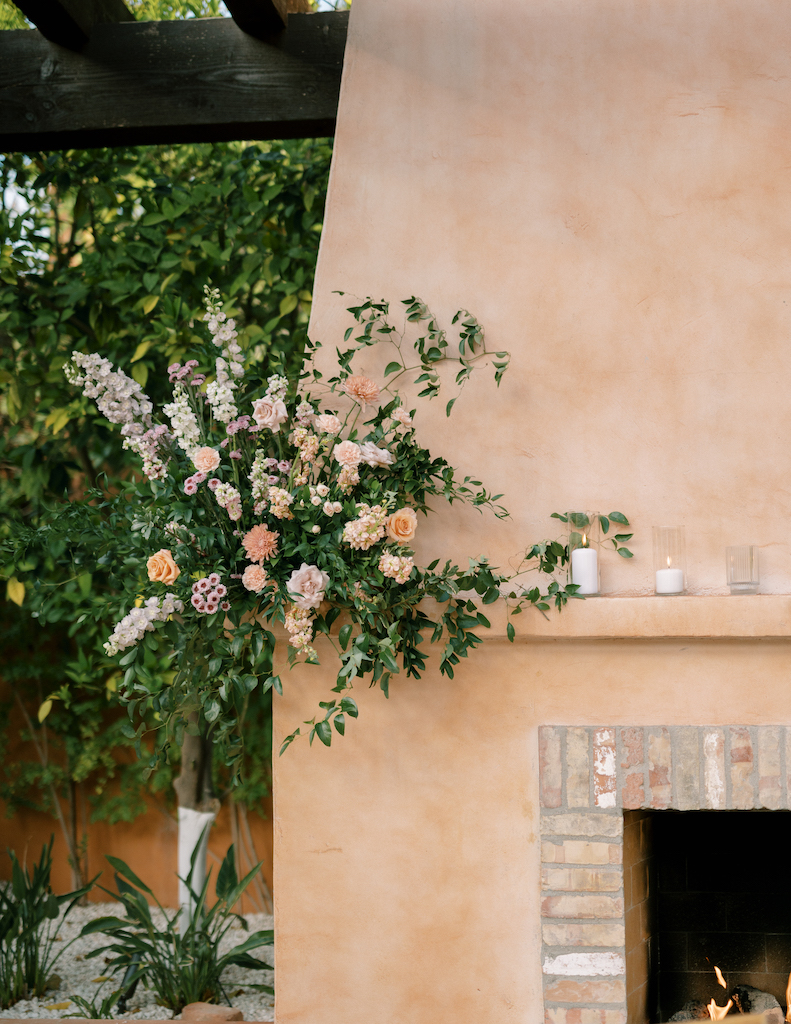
[731,983,782,1018]
[45,973,62,991]
[668,1000,710,1021]
[181,1002,244,1022]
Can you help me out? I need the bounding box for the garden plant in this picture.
[0,837,93,1010]
[80,841,273,1013]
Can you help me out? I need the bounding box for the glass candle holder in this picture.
[567,511,601,595]
[726,546,759,594]
[653,526,686,595]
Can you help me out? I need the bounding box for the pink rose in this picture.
[333,439,362,467]
[314,413,342,435]
[193,447,220,473]
[359,441,394,468]
[252,397,288,433]
[287,563,330,610]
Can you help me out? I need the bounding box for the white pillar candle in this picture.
[655,563,684,594]
[570,546,598,594]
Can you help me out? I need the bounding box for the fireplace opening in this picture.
[625,809,791,1022]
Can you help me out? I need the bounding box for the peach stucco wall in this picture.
[273,1,791,1022]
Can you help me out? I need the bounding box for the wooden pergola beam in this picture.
[0,11,347,152]
[12,0,134,51]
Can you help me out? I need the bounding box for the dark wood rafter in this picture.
[12,0,134,51]
[0,10,347,151]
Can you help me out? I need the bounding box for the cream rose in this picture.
[147,549,180,585]
[314,413,342,435]
[359,441,394,468]
[386,507,418,545]
[333,439,362,467]
[252,397,288,433]
[193,447,220,473]
[287,563,330,610]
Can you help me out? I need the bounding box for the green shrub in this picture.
[81,844,273,1012]
[0,837,93,1009]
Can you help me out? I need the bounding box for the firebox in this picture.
[647,810,791,1020]
[539,726,791,1024]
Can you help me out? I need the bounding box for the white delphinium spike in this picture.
[163,384,201,458]
[66,351,153,432]
[203,287,244,423]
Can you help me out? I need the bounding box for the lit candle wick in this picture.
[666,556,672,568]
[582,532,588,548]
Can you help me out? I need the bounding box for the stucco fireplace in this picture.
[273,0,791,1021]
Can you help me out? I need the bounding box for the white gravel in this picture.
[0,901,274,1022]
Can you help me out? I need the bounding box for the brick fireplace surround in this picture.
[539,725,791,1024]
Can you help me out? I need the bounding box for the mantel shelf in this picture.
[457,595,791,640]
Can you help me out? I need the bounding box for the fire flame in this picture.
[707,997,732,1020]
[667,555,672,568]
[582,532,588,548]
[707,966,731,1019]
[786,969,791,1023]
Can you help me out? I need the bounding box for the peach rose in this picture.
[252,397,288,433]
[242,564,269,594]
[386,507,417,545]
[314,413,342,435]
[333,439,362,467]
[147,549,180,584]
[193,447,220,473]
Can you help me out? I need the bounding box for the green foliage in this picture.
[553,510,634,558]
[0,838,93,1009]
[341,296,510,414]
[64,983,124,1020]
[81,844,273,1012]
[0,137,330,839]
[506,511,634,628]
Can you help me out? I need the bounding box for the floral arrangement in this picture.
[64,293,512,758]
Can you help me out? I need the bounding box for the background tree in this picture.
[0,136,331,895]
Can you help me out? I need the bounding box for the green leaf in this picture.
[131,340,152,363]
[279,294,298,316]
[608,511,629,525]
[314,720,332,746]
[216,844,237,899]
[599,515,610,535]
[617,547,634,558]
[338,623,353,650]
[383,361,401,376]
[613,533,633,542]
[506,622,515,642]
[199,239,223,260]
[105,856,153,894]
[446,397,456,417]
